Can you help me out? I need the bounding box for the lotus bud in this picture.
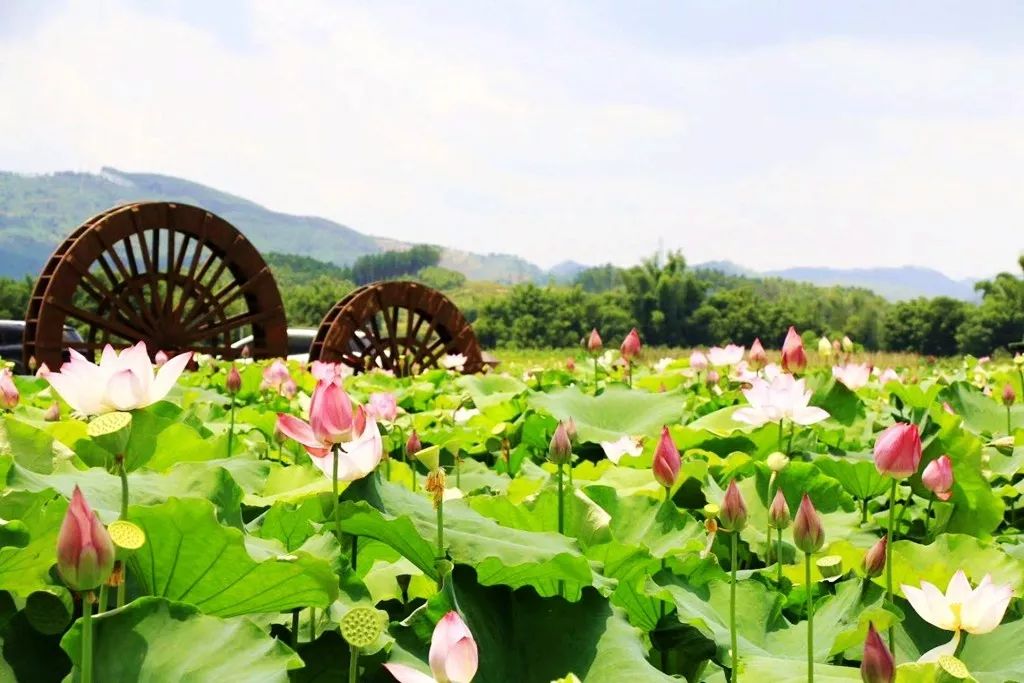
[690,350,709,371]
[861,622,895,683]
[921,455,954,501]
[652,426,681,489]
[56,487,115,591]
[0,370,19,410]
[793,493,824,554]
[842,335,854,353]
[781,326,807,373]
[767,451,790,473]
[154,350,169,367]
[44,401,61,422]
[548,421,573,465]
[566,357,576,372]
[564,417,578,444]
[226,364,242,395]
[720,480,748,532]
[748,338,767,369]
[36,362,51,379]
[587,329,603,354]
[1003,383,1016,406]
[863,536,886,578]
[406,430,422,456]
[620,328,642,360]
[818,336,832,357]
[281,378,298,399]
[873,422,922,479]
[768,489,791,529]
[240,344,252,359]
[705,369,720,386]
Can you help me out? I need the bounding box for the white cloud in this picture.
[0,0,1021,278]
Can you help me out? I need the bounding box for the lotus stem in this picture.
[227,399,235,456]
[96,584,108,614]
[309,607,316,641]
[885,477,897,652]
[349,644,360,683]
[435,497,445,591]
[291,609,299,648]
[351,536,358,571]
[776,531,784,584]
[805,552,814,683]
[593,356,599,395]
[730,531,739,682]
[81,591,94,683]
[1008,405,1013,436]
[117,456,129,520]
[332,445,343,544]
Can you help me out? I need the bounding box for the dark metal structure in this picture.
[308,280,483,376]
[23,201,288,369]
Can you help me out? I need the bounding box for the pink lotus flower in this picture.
[689,350,709,371]
[35,362,52,378]
[367,392,398,422]
[863,536,886,578]
[281,378,298,399]
[733,374,830,427]
[261,359,293,392]
[873,422,921,479]
[768,489,790,529]
[385,611,478,683]
[278,381,357,456]
[832,363,871,390]
[861,622,895,683]
[922,455,954,501]
[781,326,807,373]
[0,369,18,410]
[548,421,573,465]
[1003,383,1016,406]
[406,430,422,455]
[748,338,767,369]
[587,329,603,353]
[708,344,745,367]
[652,426,681,489]
[441,354,467,372]
[226,365,242,395]
[45,342,191,416]
[620,328,642,360]
[154,350,170,367]
[902,571,1013,662]
[875,368,901,384]
[56,487,115,591]
[720,479,748,531]
[43,401,61,422]
[793,493,824,554]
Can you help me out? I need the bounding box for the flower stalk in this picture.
[884,478,897,652]
[81,591,95,683]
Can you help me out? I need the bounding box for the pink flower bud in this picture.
[689,350,708,371]
[566,357,576,372]
[44,402,61,422]
[226,365,242,395]
[548,421,572,465]
[652,426,681,489]
[309,380,355,444]
[56,487,115,591]
[793,493,824,554]
[564,418,578,443]
[406,430,422,455]
[240,344,252,359]
[861,622,895,683]
[720,479,748,532]
[769,489,790,529]
[0,370,19,410]
[36,362,51,379]
[873,422,922,479]
[281,378,298,399]
[781,326,807,373]
[705,369,720,386]
[748,338,767,369]
[587,329,603,353]
[154,350,170,367]
[367,392,398,422]
[863,536,886,578]
[921,455,953,501]
[620,328,642,360]
[1003,383,1016,406]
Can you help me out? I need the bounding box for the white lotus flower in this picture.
[875,367,901,384]
[733,374,829,427]
[307,416,385,482]
[453,407,479,424]
[441,354,467,372]
[46,342,191,416]
[708,344,745,367]
[600,435,643,464]
[832,363,871,390]
[902,571,1013,662]
[654,357,675,373]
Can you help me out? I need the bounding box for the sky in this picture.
[1,1,1022,277]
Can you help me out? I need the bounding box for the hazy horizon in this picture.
[2,1,1022,278]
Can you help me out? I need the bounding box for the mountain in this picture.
[695,260,980,302]
[0,168,544,283]
[547,260,589,283]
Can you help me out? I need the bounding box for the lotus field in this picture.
[4,328,1024,683]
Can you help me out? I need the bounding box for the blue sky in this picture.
[1,0,1022,277]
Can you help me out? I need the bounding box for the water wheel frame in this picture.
[23,201,288,368]
[308,280,483,376]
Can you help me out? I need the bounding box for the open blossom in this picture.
[441,354,467,372]
[781,326,807,373]
[733,374,829,427]
[874,367,901,384]
[0,369,18,409]
[385,611,478,683]
[601,435,643,464]
[367,392,398,422]
[653,357,675,373]
[708,344,745,367]
[261,360,293,392]
[45,342,191,416]
[832,363,871,390]
[56,487,115,591]
[902,571,1012,662]
[689,350,709,371]
[922,455,954,500]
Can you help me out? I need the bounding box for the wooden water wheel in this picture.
[23,201,288,369]
[308,281,483,376]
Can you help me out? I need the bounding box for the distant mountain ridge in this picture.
[0,168,985,299]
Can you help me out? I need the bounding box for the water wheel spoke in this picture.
[184,307,281,344]
[51,299,148,344]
